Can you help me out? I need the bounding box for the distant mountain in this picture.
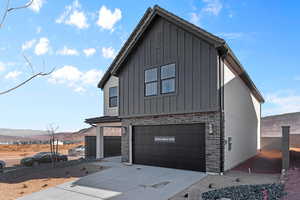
[0,135,26,142]
[0,127,96,143]
[262,112,300,137]
[0,128,48,137]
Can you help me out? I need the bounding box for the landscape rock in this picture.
[202,183,285,200]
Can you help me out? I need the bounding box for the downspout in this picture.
[217,44,228,173]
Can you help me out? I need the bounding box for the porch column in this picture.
[282,126,290,170]
[96,126,104,159]
[129,125,132,164]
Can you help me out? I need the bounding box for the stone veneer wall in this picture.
[121,112,223,173]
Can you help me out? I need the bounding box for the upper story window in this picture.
[161,64,176,94]
[109,86,118,107]
[145,68,158,96]
[144,64,176,96]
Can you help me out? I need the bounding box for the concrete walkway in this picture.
[18,157,206,200]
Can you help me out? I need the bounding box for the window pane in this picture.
[161,78,175,94]
[161,64,175,79]
[109,96,118,107]
[145,82,157,96]
[109,87,117,97]
[145,68,157,83]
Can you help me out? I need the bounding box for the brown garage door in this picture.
[133,124,206,172]
[85,136,121,158]
[104,136,121,157]
[85,136,96,158]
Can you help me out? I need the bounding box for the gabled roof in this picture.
[98,5,264,103]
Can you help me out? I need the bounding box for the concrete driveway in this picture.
[18,157,206,200]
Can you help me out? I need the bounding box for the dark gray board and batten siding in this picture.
[118,16,219,118]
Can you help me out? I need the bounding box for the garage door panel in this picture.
[104,136,121,157]
[133,124,206,172]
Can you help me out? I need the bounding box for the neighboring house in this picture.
[262,112,300,137]
[78,126,121,137]
[53,140,64,145]
[85,5,264,173]
[261,112,300,150]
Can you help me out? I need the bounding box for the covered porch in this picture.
[85,116,123,159]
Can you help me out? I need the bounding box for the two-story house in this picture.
[85,5,264,173]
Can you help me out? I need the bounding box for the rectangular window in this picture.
[161,64,176,94]
[145,68,157,96]
[109,86,118,107]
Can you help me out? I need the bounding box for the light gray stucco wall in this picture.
[223,61,261,171]
[103,75,119,116]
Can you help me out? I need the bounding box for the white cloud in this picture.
[56,0,89,29]
[189,0,222,25]
[57,46,79,56]
[56,0,80,24]
[66,10,89,29]
[81,69,103,85]
[49,65,103,92]
[29,0,45,13]
[0,61,17,72]
[83,48,96,57]
[22,39,36,51]
[5,71,22,79]
[264,90,300,116]
[102,47,116,59]
[97,6,122,31]
[34,37,50,55]
[49,66,82,84]
[190,13,201,26]
[0,62,7,72]
[36,26,42,34]
[217,32,243,40]
[202,0,222,16]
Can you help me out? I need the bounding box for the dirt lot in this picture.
[0,161,104,200]
[0,144,83,167]
[233,150,282,173]
[282,150,300,200]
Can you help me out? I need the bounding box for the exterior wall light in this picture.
[228,137,232,151]
[209,124,214,135]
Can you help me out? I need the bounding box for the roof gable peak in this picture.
[98,5,225,89]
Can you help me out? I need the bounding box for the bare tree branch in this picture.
[47,124,59,168]
[0,0,34,28]
[0,0,55,95]
[0,69,54,95]
[0,0,10,29]
[23,54,35,74]
[7,0,34,11]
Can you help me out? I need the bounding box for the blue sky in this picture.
[0,0,300,132]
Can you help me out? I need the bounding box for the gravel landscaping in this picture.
[170,171,280,200]
[202,183,285,200]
